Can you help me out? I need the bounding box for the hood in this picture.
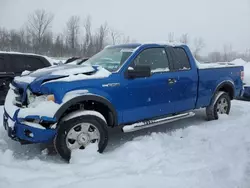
[19,64,96,79]
[13,64,112,93]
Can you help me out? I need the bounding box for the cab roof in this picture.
[105,42,185,49]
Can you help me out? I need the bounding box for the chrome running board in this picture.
[122,112,195,133]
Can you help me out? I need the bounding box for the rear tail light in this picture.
[241,71,244,81]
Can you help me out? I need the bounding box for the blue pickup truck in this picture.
[3,43,244,161]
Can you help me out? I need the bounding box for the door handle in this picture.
[168,78,177,84]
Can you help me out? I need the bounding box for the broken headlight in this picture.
[27,89,55,107]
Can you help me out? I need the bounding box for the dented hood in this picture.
[28,64,97,78]
[13,64,111,93]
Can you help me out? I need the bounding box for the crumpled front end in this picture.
[3,83,59,144]
[3,63,112,144]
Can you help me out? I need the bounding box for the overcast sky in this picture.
[0,0,250,54]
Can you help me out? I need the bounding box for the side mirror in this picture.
[125,65,151,79]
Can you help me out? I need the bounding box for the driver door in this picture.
[121,47,175,123]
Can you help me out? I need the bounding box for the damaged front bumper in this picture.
[3,87,58,144]
[3,110,57,144]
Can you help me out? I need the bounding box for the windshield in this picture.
[84,47,135,72]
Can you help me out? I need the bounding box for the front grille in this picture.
[10,84,24,107]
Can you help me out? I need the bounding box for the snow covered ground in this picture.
[1,100,250,188]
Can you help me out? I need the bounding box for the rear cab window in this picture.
[167,47,191,71]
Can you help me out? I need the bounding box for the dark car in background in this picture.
[0,52,52,105]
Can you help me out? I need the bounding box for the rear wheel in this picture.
[206,91,231,121]
[54,113,108,162]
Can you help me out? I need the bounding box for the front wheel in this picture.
[206,91,231,121]
[54,114,108,162]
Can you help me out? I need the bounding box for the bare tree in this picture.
[40,32,53,55]
[94,22,109,53]
[179,33,189,44]
[24,29,33,53]
[245,49,250,61]
[122,35,131,44]
[53,34,65,57]
[110,28,121,45]
[66,16,80,51]
[0,12,133,58]
[0,27,10,51]
[9,29,21,51]
[208,51,222,62]
[223,44,235,62]
[168,32,174,43]
[193,37,205,59]
[82,15,94,56]
[26,9,54,53]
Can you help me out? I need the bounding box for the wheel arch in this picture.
[214,80,235,100]
[54,95,118,127]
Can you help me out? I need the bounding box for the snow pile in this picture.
[70,143,99,164]
[230,58,248,66]
[4,89,20,118]
[21,70,31,76]
[225,58,250,85]
[45,57,65,65]
[4,86,61,119]
[151,67,170,73]
[142,41,186,46]
[196,61,239,69]
[14,75,36,84]
[1,100,250,188]
[62,110,107,123]
[18,100,60,119]
[14,64,111,85]
[62,90,89,102]
[196,58,247,69]
[242,63,250,85]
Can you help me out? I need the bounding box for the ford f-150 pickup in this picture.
[3,43,244,161]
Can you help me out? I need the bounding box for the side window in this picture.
[132,48,169,72]
[10,55,46,73]
[172,48,191,71]
[0,56,4,72]
[28,57,47,70]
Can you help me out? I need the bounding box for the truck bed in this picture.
[196,65,244,108]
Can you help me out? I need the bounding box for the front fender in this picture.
[60,88,113,103]
[54,91,118,125]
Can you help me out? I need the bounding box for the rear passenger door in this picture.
[166,47,198,113]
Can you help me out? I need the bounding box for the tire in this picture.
[206,91,231,121]
[54,114,108,162]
